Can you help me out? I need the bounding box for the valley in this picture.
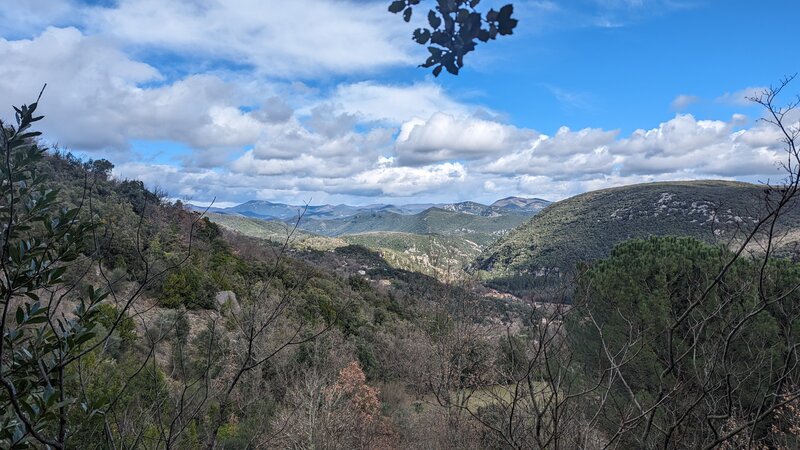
[205,180,800,296]
[6,136,800,449]
[204,197,548,279]
[4,3,799,443]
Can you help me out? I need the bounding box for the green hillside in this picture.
[474,180,800,292]
[300,207,526,245]
[342,232,482,279]
[207,213,346,250]
[207,214,486,278]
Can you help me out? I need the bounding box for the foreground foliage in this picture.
[3,82,800,449]
[570,237,800,448]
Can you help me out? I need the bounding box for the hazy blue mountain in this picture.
[298,207,527,245]
[190,197,551,221]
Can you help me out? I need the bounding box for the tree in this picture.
[569,237,793,448]
[389,0,518,76]
[87,159,113,181]
[0,93,207,448]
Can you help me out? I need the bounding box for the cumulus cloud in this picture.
[119,158,467,202]
[613,115,778,176]
[231,104,394,178]
[306,105,359,138]
[0,22,494,203]
[218,110,789,204]
[0,27,270,158]
[394,113,536,165]
[483,126,619,178]
[483,114,785,188]
[257,119,390,162]
[255,97,294,124]
[615,114,730,156]
[348,162,468,196]
[0,3,791,206]
[327,81,472,124]
[84,0,415,78]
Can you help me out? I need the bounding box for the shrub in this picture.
[96,303,137,346]
[160,265,215,309]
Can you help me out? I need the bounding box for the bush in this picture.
[96,303,137,346]
[160,265,216,309]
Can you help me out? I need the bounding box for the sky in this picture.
[0,0,798,207]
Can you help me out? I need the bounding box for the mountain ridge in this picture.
[473,180,800,295]
[193,196,551,221]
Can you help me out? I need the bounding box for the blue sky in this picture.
[0,0,797,206]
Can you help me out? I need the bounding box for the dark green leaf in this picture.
[428,10,441,29]
[388,0,406,13]
[15,306,24,325]
[413,28,431,44]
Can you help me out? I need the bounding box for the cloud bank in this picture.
[0,1,791,206]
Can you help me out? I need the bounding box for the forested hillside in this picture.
[4,81,800,450]
[295,207,526,243]
[1,100,538,448]
[474,180,800,295]
[208,207,526,279]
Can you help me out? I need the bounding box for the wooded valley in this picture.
[3,78,800,449]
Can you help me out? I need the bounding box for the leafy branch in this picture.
[389,0,518,76]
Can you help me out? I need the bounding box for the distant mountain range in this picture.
[202,196,550,278]
[298,207,527,244]
[206,212,485,279]
[193,196,551,222]
[202,182,800,290]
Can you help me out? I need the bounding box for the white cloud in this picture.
[395,113,536,165]
[0,5,790,206]
[671,94,699,111]
[85,0,415,78]
[483,113,785,188]
[350,162,468,196]
[716,86,767,106]
[532,126,618,157]
[229,105,394,180]
[120,158,468,202]
[0,27,270,157]
[483,126,619,177]
[615,114,731,156]
[613,114,782,177]
[110,106,794,205]
[327,81,473,125]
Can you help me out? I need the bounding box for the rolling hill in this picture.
[473,180,800,293]
[441,198,550,217]
[298,207,527,245]
[207,200,363,221]
[207,204,533,278]
[206,213,347,250]
[490,196,552,213]
[209,212,485,278]
[342,231,482,279]
[195,196,550,221]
